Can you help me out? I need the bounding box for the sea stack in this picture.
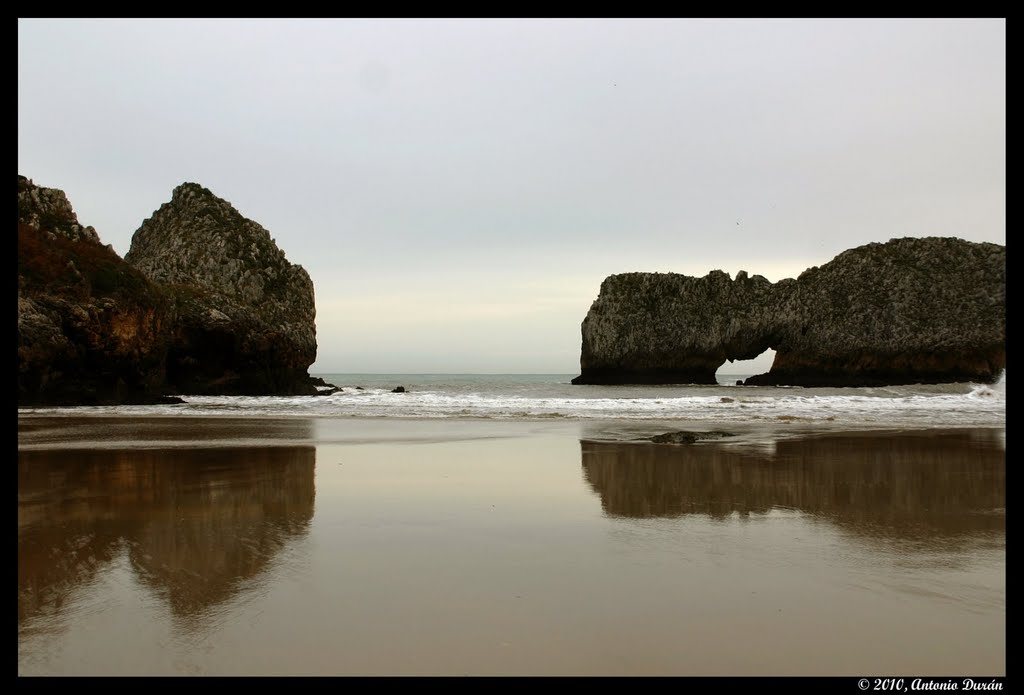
[125,183,318,395]
[571,237,1005,387]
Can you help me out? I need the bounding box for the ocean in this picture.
[18,370,1007,431]
[17,371,1006,676]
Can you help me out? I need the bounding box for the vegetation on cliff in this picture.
[18,177,175,405]
[18,176,320,405]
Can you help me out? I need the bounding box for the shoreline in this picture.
[18,412,1007,452]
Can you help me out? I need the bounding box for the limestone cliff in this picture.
[18,176,322,405]
[572,237,1004,387]
[125,183,317,395]
[747,237,1005,386]
[18,176,176,405]
[18,176,102,244]
[572,270,784,384]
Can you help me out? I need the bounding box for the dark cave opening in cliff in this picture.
[715,348,776,383]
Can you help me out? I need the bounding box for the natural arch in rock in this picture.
[571,238,1004,387]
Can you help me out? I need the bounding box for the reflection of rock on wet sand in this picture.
[18,446,315,628]
[581,430,1005,542]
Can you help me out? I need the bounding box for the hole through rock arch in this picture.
[715,348,776,383]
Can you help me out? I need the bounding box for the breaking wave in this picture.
[18,372,1006,431]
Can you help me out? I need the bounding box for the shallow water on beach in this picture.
[17,417,1005,676]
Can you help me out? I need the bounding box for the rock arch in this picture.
[572,238,1004,387]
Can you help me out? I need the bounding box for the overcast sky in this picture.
[18,18,1005,374]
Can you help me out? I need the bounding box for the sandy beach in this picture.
[17,415,1005,676]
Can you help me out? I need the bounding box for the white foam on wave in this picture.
[19,384,1005,430]
[968,369,1006,400]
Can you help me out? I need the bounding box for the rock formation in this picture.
[572,237,1005,387]
[642,430,735,444]
[18,175,321,405]
[125,183,318,395]
[18,176,177,405]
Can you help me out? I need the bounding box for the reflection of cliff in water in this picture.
[581,430,1004,542]
[18,446,315,628]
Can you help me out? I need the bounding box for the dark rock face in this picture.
[18,176,321,405]
[18,176,176,405]
[572,238,1005,387]
[125,183,318,395]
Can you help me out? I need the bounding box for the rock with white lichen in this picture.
[572,237,1004,387]
[126,183,318,395]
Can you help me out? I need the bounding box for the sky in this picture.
[18,18,1005,374]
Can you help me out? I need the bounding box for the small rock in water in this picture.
[646,430,735,444]
[392,386,406,393]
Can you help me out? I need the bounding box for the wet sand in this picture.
[18,416,1005,676]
